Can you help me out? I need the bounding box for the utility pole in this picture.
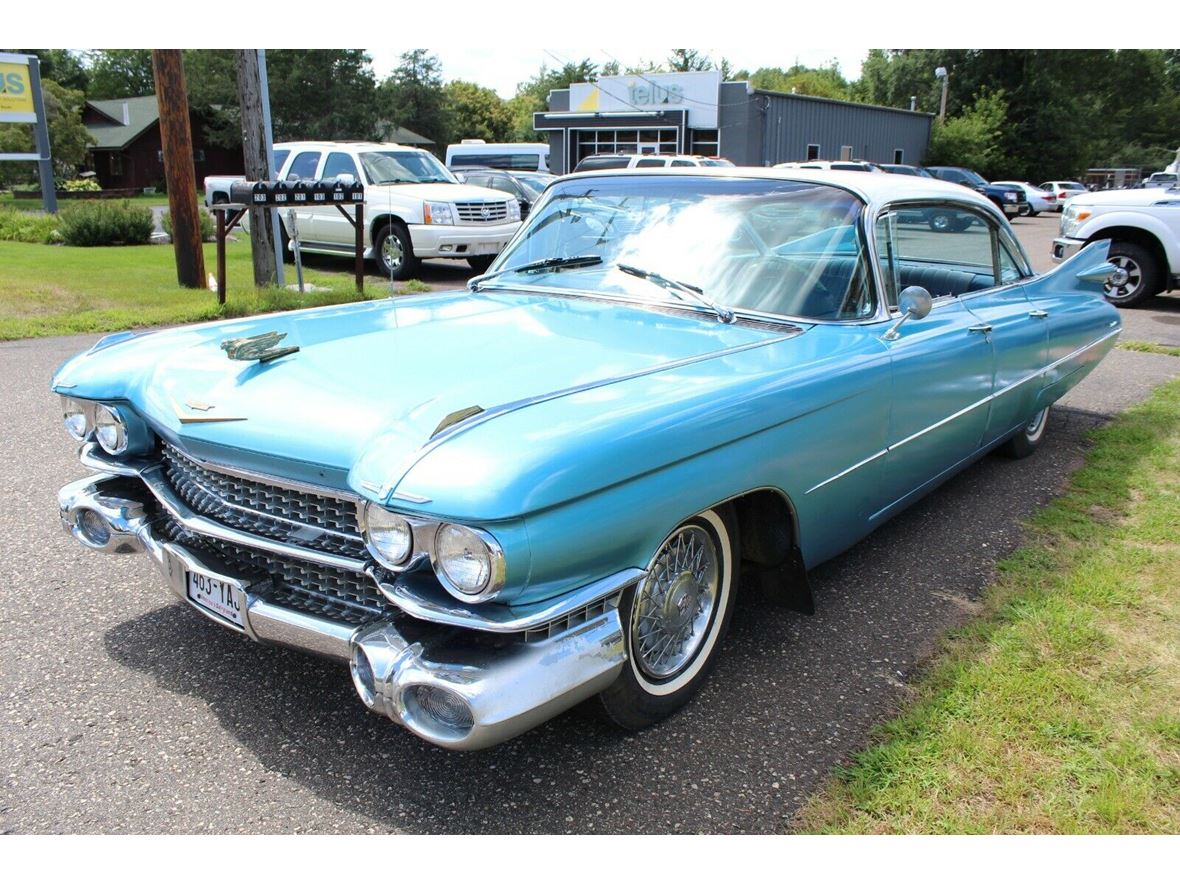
[235,49,278,288]
[151,49,206,288]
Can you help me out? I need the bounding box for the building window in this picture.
[574,128,678,165]
[690,128,720,157]
[894,149,904,164]
[840,145,853,161]
[806,143,821,161]
[110,154,123,177]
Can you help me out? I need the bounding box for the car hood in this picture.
[54,290,801,510]
[1070,187,1179,208]
[368,182,512,203]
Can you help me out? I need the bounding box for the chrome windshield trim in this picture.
[371,566,645,634]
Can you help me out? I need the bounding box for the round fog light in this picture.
[76,509,111,548]
[363,504,413,569]
[403,684,474,735]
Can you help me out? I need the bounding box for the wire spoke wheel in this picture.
[632,525,719,681]
[596,506,738,731]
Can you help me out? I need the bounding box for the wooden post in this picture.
[151,49,206,289]
[235,49,278,288]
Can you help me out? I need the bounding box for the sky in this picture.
[366,47,871,100]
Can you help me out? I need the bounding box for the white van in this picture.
[446,140,550,173]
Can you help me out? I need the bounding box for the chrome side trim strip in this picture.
[805,448,888,495]
[805,328,1121,494]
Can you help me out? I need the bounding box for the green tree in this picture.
[509,59,599,140]
[666,49,713,72]
[266,49,379,142]
[85,49,155,98]
[379,50,448,151]
[443,80,513,144]
[747,63,851,100]
[925,88,1008,177]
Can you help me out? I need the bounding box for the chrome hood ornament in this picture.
[220,330,300,363]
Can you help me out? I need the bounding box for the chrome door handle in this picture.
[1029,309,1049,318]
[968,324,993,334]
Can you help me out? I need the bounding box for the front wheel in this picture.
[374,222,419,281]
[596,507,738,730]
[998,406,1050,459]
[1103,242,1160,308]
[466,255,496,273]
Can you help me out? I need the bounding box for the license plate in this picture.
[186,569,245,627]
[471,242,500,256]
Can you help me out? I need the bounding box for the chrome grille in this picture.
[161,443,365,558]
[161,519,388,625]
[454,201,510,223]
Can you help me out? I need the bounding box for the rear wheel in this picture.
[597,507,738,730]
[998,406,1050,459]
[1103,242,1160,307]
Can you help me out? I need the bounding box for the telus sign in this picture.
[570,70,722,129]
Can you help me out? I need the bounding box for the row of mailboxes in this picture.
[227,178,365,207]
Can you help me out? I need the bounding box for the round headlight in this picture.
[94,405,128,455]
[364,503,413,569]
[62,397,90,441]
[434,523,504,601]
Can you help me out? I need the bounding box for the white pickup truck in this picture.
[1052,186,1180,306]
[204,140,521,279]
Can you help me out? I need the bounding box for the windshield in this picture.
[958,169,988,187]
[483,176,877,322]
[359,150,457,185]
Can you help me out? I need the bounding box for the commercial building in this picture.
[534,71,933,174]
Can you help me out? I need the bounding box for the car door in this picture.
[281,148,323,247]
[957,219,1048,447]
[308,150,363,247]
[872,207,995,518]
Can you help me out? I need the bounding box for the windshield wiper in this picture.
[617,263,735,323]
[468,255,603,291]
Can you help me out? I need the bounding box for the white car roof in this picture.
[564,165,998,213]
[274,141,421,152]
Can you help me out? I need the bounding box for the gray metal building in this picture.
[534,71,933,174]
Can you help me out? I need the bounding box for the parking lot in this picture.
[2,213,1179,834]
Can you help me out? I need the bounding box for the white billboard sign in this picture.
[569,70,722,129]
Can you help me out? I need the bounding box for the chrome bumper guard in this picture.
[58,473,631,749]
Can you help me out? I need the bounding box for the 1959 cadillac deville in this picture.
[54,169,1122,750]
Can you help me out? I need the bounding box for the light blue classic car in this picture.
[54,169,1121,749]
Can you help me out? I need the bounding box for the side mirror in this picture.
[884,286,932,340]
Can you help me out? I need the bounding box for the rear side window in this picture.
[271,149,290,176]
[635,158,666,167]
[287,151,321,180]
[322,152,359,181]
[574,156,630,172]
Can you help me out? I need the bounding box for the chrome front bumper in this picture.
[1052,236,1084,263]
[58,473,631,750]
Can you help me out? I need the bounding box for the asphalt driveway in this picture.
[2,214,1179,834]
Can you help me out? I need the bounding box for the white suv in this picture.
[1052,186,1180,306]
[223,141,522,279]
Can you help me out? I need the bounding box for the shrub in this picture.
[0,206,62,244]
[161,208,215,242]
[58,200,154,246]
[61,178,102,193]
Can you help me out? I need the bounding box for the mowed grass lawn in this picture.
[0,238,380,340]
[799,378,1180,833]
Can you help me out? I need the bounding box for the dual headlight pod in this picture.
[363,502,506,603]
[60,396,153,457]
